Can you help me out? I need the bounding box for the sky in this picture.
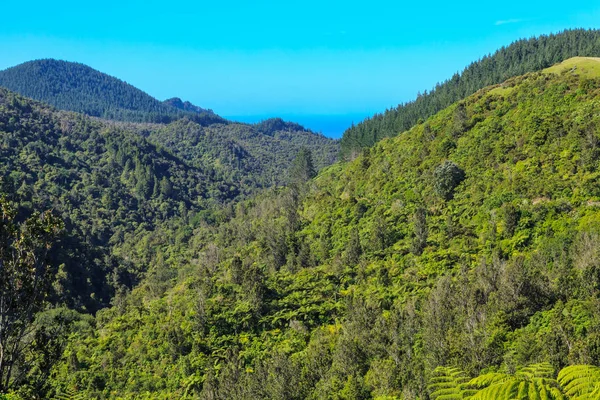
[1,1,600,137]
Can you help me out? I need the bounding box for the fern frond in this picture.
[428,362,582,400]
[464,372,512,390]
[468,378,518,400]
[428,366,472,400]
[53,388,86,400]
[467,377,566,400]
[557,365,600,399]
[518,362,556,379]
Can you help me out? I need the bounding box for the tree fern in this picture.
[464,372,513,390]
[519,363,556,379]
[467,378,565,400]
[557,365,600,400]
[430,363,569,400]
[428,366,472,400]
[53,388,86,400]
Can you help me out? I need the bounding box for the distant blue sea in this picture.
[225,114,371,139]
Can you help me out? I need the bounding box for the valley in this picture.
[2,29,600,400]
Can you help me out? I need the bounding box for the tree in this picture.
[428,363,600,400]
[345,228,362,266]
[159,176,173,198]
[411,207,428,255]
[451,102,468,137]
[289,148,316,185]
[0,198,62,392]
[369,216,389,254]
[502,203,520,238]
[433,161,466,200]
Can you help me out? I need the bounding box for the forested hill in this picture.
[0,59,224,124]
[36,58,600,399]
[0,59,340,190]
[0,87,240,314]
[145,118,338,195]
[0,85,337,312]
[163,97,214,114]
[340,28,600,158]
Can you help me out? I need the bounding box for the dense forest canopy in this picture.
[0,83,338,398]
[3,57,599,399]
[163,97,215,115]
[340,28,600,158]
[0,58,340,193]
[144,118,338,196]
[0,87,240,312]
[3,30,600,400]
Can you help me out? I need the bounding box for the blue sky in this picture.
[1,1,600,137]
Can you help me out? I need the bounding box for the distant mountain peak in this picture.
[254,118,309,136]
[163,97,214,115]
[0,59,221,124]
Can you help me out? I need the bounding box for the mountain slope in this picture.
[0,59,223,123]
[163,97,214,114]
[0,59,340,192]
[0,87,239,313]
[42,58,600,399]
[146,118,339,194]
[340,28,600,158]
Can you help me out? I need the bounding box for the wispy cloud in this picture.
[495,18,524,26]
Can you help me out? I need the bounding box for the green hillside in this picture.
[543,56,600,77]
[13,58,597,399]
[0,86,339,398]
[146,118,338,195]
[0,59,340,194]
[0,59,223,124]
[0,87,241,314]
[163,97,214,114]
[340,29,600,159]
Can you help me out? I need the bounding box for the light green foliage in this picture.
[430,363,578,400]
[465,373,514,390]
[9,42,600,399]
[42,54,600,399]
[428,364,563,400]
[520,363,557,380]
[465,364,566,400]
[0,394,22,400]
[557,365,600,399]
[543,57,600,78]
[428,366,475,399]
[53,388,86,400]
[468,378,565,400]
